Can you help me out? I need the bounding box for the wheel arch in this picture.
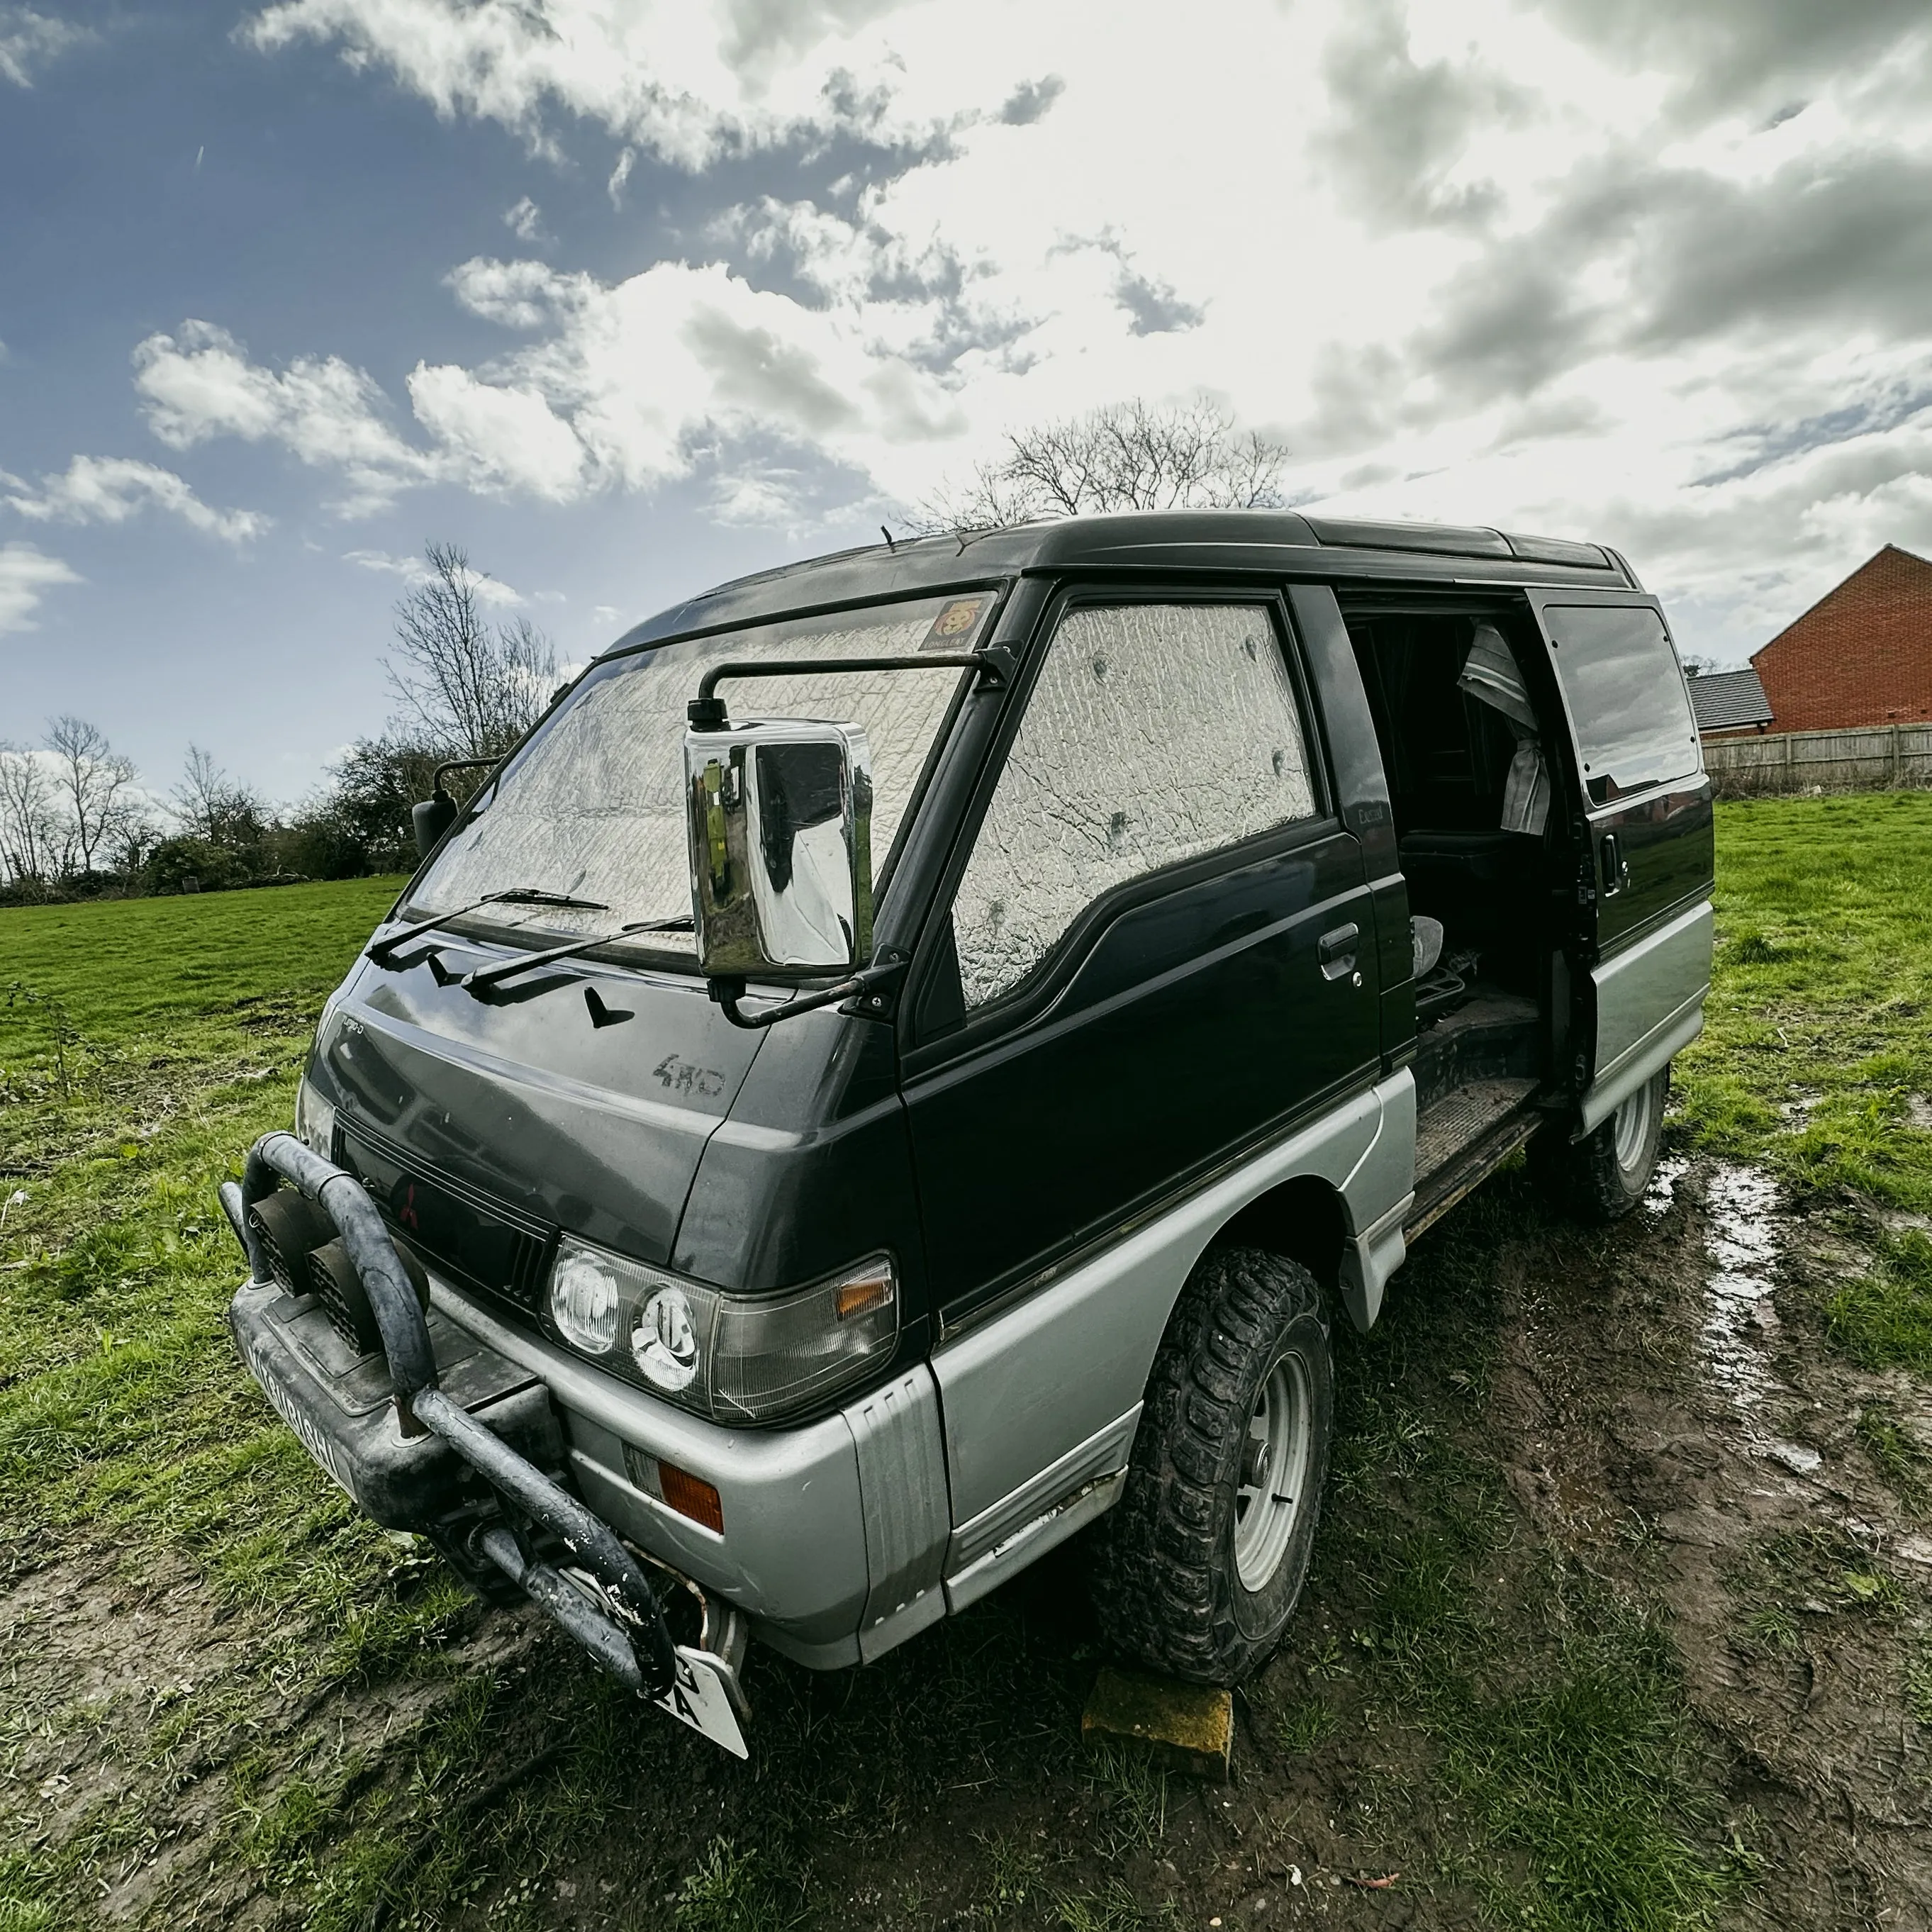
[1208,1173,1349,1302]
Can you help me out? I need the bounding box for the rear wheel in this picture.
[1530,1066,1668,1223]
[1093,1246,1333,1685]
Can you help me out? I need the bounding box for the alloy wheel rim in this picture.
[1233,1349,1314,1592]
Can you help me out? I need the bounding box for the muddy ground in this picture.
[1490,1155,1931,1929]
[6,1139,1929,1931]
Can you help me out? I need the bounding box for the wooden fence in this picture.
[1701,722,1932,798]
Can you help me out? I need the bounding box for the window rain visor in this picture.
[403,592,995,956]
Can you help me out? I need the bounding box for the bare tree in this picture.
[172,744,228,841]
[0,744,61,886]
[917,399,1289,532]
[45,715,147,878]
[172,743,267,850]
[384,542,558,761]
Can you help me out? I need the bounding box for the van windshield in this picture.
[405,590,997,957]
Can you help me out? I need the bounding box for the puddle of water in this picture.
[1699,1163,1782,1413]
[1643,1151,1691,1218]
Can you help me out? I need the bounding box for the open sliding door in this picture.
[1525,589,1715,1132]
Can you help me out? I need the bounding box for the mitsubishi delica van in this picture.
[221,510,1714,1755]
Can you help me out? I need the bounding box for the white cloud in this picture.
[447,256,571,330]
[245,0,929,169]
[133,315,598,510]
[607,146,635,206]
[3,455,269,542]
[503,194,545,242]
[345,547,526,605]
[211,0,1932,656]
[0,542,80,635]
[406,363,590,498]
[0,6,89,87]
[133,319,441,512]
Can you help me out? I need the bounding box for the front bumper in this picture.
[223,1131,955,1695]
[222,1132,757,1748]
[428,1283,888,1668]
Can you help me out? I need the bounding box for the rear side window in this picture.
[951,602,1317,1010]
[1546,605,1701,805]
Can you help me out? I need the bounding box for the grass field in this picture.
[1,798,1928,1931]
[1674,791,1932,1213]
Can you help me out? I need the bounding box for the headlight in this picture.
[542,1235,898,1424]
[294,1076,336,1160]
[550,1247,622,1354]
[633,1285,702,1391]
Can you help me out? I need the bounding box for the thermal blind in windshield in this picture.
[411,595,989,946]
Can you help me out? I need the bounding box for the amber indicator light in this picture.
[657,1460,725,1535]
[834,1271,894,1321]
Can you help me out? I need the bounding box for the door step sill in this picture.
[1407,1078,1543,1242]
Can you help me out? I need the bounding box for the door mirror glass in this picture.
[683,720,874,978]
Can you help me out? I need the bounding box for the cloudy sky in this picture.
[4,0,1930,801]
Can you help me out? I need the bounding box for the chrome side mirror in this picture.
[683,720,874,980]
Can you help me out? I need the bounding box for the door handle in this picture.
[1318,922,1360,981]
[1599,834,1631,897]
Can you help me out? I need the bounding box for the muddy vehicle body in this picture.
[221,510,1714,1753]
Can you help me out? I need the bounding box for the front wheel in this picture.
[1093,1246,1333,1685]
[1530,1065,1668,1223]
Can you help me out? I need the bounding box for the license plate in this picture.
[657,1647,749,1758]
[237,1317,359,1503]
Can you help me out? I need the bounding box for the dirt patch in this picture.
[0,1542,544,1929]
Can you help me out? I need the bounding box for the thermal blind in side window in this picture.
[1546,605,1702,806]
[952,603,1317,1010]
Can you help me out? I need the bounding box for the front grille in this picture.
[334,1122,555,1315]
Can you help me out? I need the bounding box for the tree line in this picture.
[0,403,1285,903]
[0,542,559,902]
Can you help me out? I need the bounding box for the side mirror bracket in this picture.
[410,755,502,863]
[704,959,905,1032]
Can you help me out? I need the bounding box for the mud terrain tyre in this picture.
[1094,1246,1333,1685]
[1530,1066,1668,1224]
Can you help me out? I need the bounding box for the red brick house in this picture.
[1750,544,1932,732]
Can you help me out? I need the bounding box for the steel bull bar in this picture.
[220,1132,680,1700]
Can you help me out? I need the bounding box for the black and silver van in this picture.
[221,510,1714,1755]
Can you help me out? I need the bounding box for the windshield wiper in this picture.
[459,917,692,993]
[367,888,611,967]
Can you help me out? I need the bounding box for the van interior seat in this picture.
[1397,827,1542,885]
[1399,828,1542,959]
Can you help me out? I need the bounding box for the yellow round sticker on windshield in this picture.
[923,597,985,647]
